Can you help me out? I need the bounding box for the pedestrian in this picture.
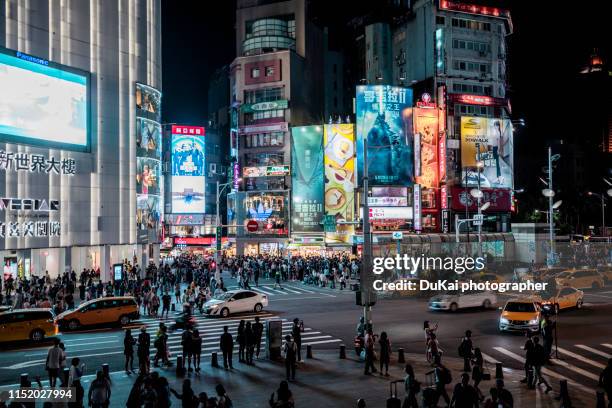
[291,318,302,362]
[459,330,473,372]
[137,326,151,375]
[402,363,420,408]
[363,328,377,375]
[429,359,451,407]
[170,378,198,408]
[140,377,158,408]
[495,379,514,408]
[427,333,442,365]
[530,337,553,393]
[68,358,85,408]
[182,326,194,372]
[192,329,202,373]
[283,334,298,381]
[237,320,246,363]
[220,326,234,369]
[45,338,63,387]
[541,314,555,363]
[274,268,282,289]
[471,348,485,402]
[378,331,391,376]
[162,291,172,318]
[269,380,294,408]
[450,373,479,408]
[154,324,170,367]
[245,321,255,365]
[124,328,136,374]
[215,384,233,408]
[253,316,264,359]
[483,388,499,408]
[87,371,111,408]
[599,358,612,407]
[520,332,534,385]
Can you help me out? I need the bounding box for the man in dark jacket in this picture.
[530,337,552,393]
[291,318,302,362]
[450,373,479,408]
[137,326,151,375]
[253,316,264,358]
[220,326,234,369]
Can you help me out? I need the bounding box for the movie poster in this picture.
[414,107,440,188]
[291,126,324,233]
[324,124,355,243]
[356,85,414,186]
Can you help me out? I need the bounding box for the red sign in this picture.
[450,187,511,212]
[174,237,213,246]
[439,1,510,19]
[438,108,447,181]
[171,125,206,136]
[246,220,259,232]
[440,185,448,210]
[449,94,506,107]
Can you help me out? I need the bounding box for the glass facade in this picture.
[243,18,296,56]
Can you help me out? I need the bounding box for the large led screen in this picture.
[0,48,89,149]
[460,116,513,188]
[356,85,413,186]
[171,129,206,213]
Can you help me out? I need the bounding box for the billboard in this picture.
[244,192,288,235]
[324,124,355,243]
[171,127,206,214]
[136,157,161,195]
[137,194,161,231]
[414,107,441,188]
[136,117,161,159]
[460,117,513,189]
[0,47,89,149]
[450,187,511,212]
[356,85,413,185]
[291,126,324,233]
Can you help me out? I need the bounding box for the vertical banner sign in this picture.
[324,124,355,243]
[414,107,439,188]
[438,107,447,181]
[460,116,513,188]
[171,125,206,214]
[356,85,414,186]
[135,83,163,243]
[413,184,422,231]
[440,185,448,209]
[413,132,421,178]
[441,209,450,233]
[291,126,324,233]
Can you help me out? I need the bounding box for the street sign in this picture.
[473,214,484,226]
[391,231,403,240]
[246,220,259,232]
[323,215,336,233]
[215,227,222,250]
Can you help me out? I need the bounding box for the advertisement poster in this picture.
[324,124,355,243]
[291,126,324,233]
[356,85,413,186]
[136,194,161,231]
[171,129,205,213]
[136,157,161,195]
[136,117,161,159]
[136,83,162,122]
[244,192,287,235]
[460,116,513,188]
[414,107,440,188]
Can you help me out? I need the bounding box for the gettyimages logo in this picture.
[372,254,485,275]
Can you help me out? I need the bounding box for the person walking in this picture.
[283,334,298,381]
[192,329,202,373]
[402,363,420,408]
[531,337,553,393]
[291,318,302,362]
[378,331,391,376]
[459,330,474,372]
[520,332,534,385]
[541,314,555,363]
[363,328,377,375]
[428,359,451,407]
[182,326,194,372]
[68,357,85,408]
[45,338,64,387]
[427,333,442,365]
[245,321,255,365]
[450,373,479,408]
[254,316,264,359]
[273,268,283,289]
[220,326,234,369]
[269,380,294,408]
[471,348,485,402]
[88,371,111,408]
[170,378,198,408]
[153,325,169,367]
[237,320,246,363]
[124,328,136,374]
[162,291,172,318]
[215,384,233,408]
[137,326,151,375]
[599,358,612,408]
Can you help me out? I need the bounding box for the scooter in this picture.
[354,334,364,357]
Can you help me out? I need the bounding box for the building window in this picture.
[244,87,284,104]
[251,68,260,78]
[265,66,275,76]
[452,60,490,74]
[436,16,445,25]
[451,17,492,32]
[245,152,284,167]
[452,39,490,53]
[456,104,491,116]
[244,132,284,148]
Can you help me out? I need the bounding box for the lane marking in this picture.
[575,345,612,359]
[555,347,606,369]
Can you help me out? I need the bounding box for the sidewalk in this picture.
[0,349,595,407]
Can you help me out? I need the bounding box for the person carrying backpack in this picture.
[450,373,479,408]
[403,363,420,408]
[88,371,111,408]
[430,359,451,407]
[283,335,298,381]
[458,330,474,373]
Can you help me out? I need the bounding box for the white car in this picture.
[203,290,268,318]
[428,290,497,312]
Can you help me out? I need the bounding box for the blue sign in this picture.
[171,133,206,213]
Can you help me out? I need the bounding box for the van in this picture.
[0,309,58,342]
[56,296,139,330]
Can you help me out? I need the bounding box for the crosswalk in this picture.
[226,282,348,297]
[481,343,611,394]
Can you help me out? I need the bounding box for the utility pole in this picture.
[361,137,374,330]
[548,147,554,265]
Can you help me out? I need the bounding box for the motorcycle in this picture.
[354,334,364,357]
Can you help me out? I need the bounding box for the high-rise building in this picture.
[0,1,162,280]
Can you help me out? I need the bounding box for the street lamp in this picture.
[543,147,560,265]
[586,191,610,238]
[215,179,241,281]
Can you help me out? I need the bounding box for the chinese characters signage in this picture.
[241,99,288,113]
[450,187,511,212]
[0,221,60,238]
[356,85,413,186]
[0,150,76,174]
[243,165,290,178]
[291,126,324,233]
[414,105,442,189]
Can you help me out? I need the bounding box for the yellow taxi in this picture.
[533,287,584,313]
[0,309,58,342]
[555,268,604,289]
[55,296,139,331]
[498,298,542,333]
[519,267,566,282]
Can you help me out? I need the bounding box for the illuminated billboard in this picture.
[171,125,206,214]
[356,85,413,186]
[324,124,355,243]
[136,117,161,159]
[460,117,513,188]
[414,107,441,188]
[291,126,324,233]
[0,47,89,149]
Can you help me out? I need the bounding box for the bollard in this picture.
[357,398,366,408]
[171,303,176,311]
[339,344,346,359]
[397,348,405,364]
[176,356,185,376]
[211,352,219,368]
[102,363,110,378]
[495,362,503,379]
[306,345,313,359]
[19,374,28,386]
[62,367,70,386]
[596,390,606,408]
[559,379,572,408]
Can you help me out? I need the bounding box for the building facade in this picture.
[0,0,162,280]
